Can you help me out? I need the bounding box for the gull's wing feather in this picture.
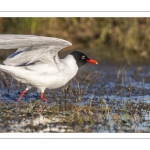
[0,34,72,66]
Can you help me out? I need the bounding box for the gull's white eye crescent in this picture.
[82,56,85,59]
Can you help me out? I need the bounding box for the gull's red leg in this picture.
[40,93,49,102]
[17,89,27,102]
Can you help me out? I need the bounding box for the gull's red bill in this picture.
[87,59,98,64]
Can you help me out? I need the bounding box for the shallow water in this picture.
[1,64,150,102]
[0,64,150,132]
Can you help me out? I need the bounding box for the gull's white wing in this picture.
[0,34,72,66]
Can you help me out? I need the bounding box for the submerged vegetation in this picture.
[0,18,150,63]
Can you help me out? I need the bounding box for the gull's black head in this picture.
[70,51,98,67]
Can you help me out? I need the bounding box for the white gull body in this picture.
[0,35,78,101]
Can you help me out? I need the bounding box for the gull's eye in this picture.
[82,56,85,59]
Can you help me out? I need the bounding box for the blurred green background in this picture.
[0,17,150,64]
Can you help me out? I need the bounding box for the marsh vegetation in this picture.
[1,18,150,63]
[0,64,150,132]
